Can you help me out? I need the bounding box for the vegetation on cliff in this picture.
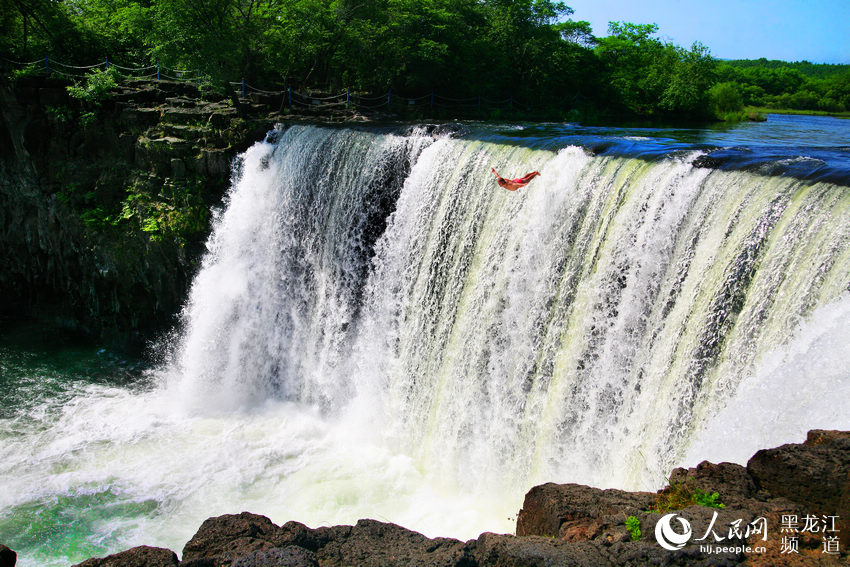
[6,0,847,122]
[0,76,269,347]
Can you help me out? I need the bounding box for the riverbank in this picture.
[747,106,850,119]
[2,429,844,566]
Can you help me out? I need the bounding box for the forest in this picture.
[717,59,850,114]
[2,0,849,122]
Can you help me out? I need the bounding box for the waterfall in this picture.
[6,122,848,565]
[169,123,850,494]
[169,126,432,411]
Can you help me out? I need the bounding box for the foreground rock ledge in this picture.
[2,430,847,566]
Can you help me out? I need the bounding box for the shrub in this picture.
[625,515,641,541]
[67,67,118,105]
[709,81,744,115]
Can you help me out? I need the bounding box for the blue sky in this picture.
[564,0,850,64]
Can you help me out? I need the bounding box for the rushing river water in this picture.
[1,114,849,565]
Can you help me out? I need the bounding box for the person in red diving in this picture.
[490,167,540,191]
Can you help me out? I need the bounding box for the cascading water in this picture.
[2,122,849,566]
[169,126,431,412]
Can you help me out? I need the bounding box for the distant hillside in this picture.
[721,58,849,79]
[716,58,850,113]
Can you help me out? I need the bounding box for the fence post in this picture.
[45,57,49,76]
[241,78,245,99]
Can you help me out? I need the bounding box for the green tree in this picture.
[65,0,153,63]
[2,0,98,61]
[658,42,715,117]
[595,22,717,118]
[148,0,317,86]
[595,22,664,114]
[709,81,743,112]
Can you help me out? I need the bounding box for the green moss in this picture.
[650,481,726,513]
[625,515,641,541]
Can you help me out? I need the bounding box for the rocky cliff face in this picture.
[2,430,842,567]
[0,77,272,349]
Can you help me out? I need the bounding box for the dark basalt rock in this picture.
[71,545,178,567]
[182,515,474,567]
[312,519,472,567]
[516,483,656,539]
[668,461,759,508]
[513,431,850,564]
[230,546,319,567]
[747,429,850,547]
[181,512,282,563]
[473,532,611,567]
[692,154,724,168]
[0,544,15,567]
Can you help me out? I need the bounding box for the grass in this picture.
[716,108,767,122]
[748,106,850,119]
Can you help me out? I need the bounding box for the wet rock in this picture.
[0,75,360,347]
[516,483,655,539]
[747,429,850,546]
[135,136,194,174]
[195,148,232,177]
[805,429,850,446]
[668,461,759,508]
[0,544,16,567]
[113,86,162,106]
[181,512,281,563]
[473,532,610,567]
[605,538,743,567]
[693,154,724,168]
[230,546,319,567]
[275,521,350,553]
[313,519,472,567]
[71,546,178,567]
[407,123,467,138]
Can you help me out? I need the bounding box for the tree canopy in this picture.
[3,0,848,121]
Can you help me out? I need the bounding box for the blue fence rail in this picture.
[3,56,529,114]
[4,56,210,83]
